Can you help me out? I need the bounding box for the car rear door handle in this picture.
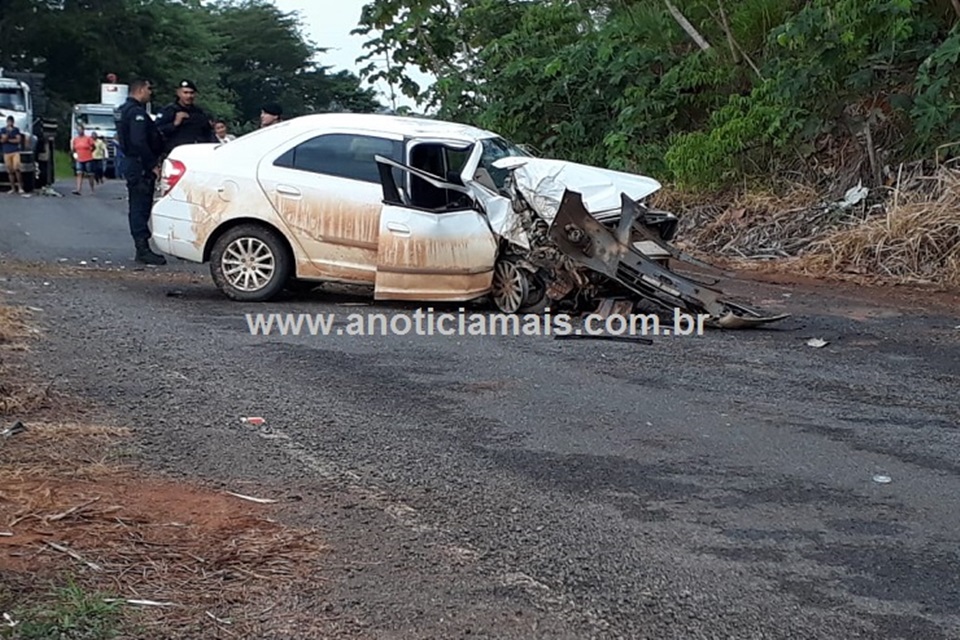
[386,222,410,236]
[277,185,301,196]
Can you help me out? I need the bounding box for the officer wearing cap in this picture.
[260,102,283,128]
[155,79,217,154]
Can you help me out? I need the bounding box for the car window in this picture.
[274,133,403,184]
[478,136,532,192]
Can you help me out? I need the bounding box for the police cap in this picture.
[178,79,198,91]
[262,102,283,116]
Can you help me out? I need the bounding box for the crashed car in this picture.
[150,113,787,328]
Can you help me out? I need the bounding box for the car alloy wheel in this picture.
[209,223,292,302]
[491,258,529,314]
[221,237,276,292]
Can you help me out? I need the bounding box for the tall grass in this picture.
[53,149,74,182]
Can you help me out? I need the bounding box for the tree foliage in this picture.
[354,0,960,190]
[0,0,382,141]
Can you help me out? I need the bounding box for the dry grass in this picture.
[798,164,960,286]
[0,420,331,638]
[0,295,332,639]
[0,303,33,347]
[0,421,132,483]
[663,161,960,289]
[0,257,206,284]
[685,183,826,259]
[0,375,54,416]
[661,180,843,261]
[0,301,51,417]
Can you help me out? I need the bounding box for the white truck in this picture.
[0,70,39,191]
[70,81,130,179]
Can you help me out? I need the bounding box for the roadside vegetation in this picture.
[53,150,74,182]
[355,0,960,286]
[0,582,124,640]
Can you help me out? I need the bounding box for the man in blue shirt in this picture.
[1,116,24,194]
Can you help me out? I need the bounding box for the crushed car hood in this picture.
[484,156,664,250]
[492,156,662,222]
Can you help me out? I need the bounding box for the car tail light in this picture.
[162,158,186,195]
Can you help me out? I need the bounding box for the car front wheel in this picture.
[209,223,291,301]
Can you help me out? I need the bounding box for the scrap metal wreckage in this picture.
[494,173,791,330]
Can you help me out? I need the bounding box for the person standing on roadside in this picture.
[213,119,235,143]
[116,79,167,266]
[1,116,24,195]
[259,103,283,128]
[154,79,217,156]
[91,132,107,184]
[71,125,96,195]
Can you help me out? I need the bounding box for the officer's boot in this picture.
[134,239,167,265]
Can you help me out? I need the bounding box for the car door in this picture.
[371,155,499,302]
[257,130,405,283]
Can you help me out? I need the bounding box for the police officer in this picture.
[259,102,283,128]
[155,79,217,154]
[116,78,167,265]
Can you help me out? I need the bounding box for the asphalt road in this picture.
[2,179,960,639]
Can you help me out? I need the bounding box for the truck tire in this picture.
[21,169,35,194]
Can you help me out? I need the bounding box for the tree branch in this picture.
[707,4,764,80]
[716,0,739,63]
[664,0,711,51]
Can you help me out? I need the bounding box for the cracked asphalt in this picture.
[2,180,959,639]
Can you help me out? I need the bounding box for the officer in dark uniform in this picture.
[154,79,217,155]
[116,78,167,265]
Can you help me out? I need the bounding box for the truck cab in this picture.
[71,104,121,178]
[0,74,37,187]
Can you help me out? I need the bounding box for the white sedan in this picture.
[150,113,786,326]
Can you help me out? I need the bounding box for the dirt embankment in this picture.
[0,296,331,639]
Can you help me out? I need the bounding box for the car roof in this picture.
[261,112,501,142]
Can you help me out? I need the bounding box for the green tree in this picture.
[212,0,380,125]
[355,0,960,190]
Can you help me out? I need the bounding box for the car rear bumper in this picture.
[151,199,203,262]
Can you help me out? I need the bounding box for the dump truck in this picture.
[1,70,40,191]
[0,69,57,192]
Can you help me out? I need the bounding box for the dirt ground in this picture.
[721,261,960,314]
[0,301,335,639]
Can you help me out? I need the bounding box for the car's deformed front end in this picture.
[457,155,789,328]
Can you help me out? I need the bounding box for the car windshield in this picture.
[0,88,26,111]
[478,136,534,192]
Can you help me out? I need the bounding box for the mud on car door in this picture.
[371,155,498,302]
[257,131,405,284]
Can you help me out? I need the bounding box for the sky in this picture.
[269,0,435,112]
